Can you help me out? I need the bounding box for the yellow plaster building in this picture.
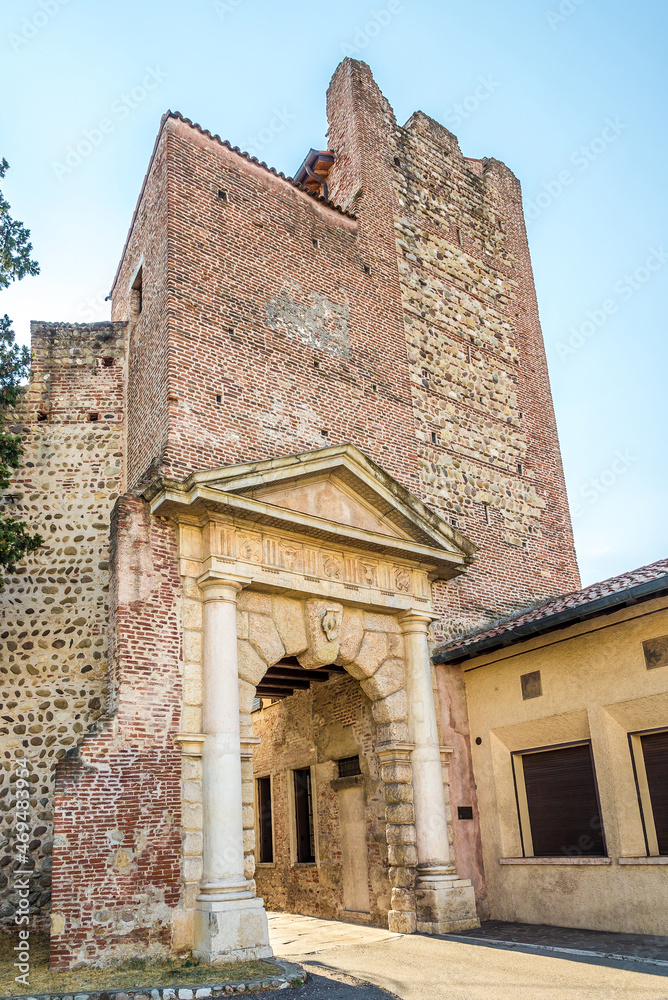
[434,559,668,936]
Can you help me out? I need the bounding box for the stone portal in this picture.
[153,445,479,960]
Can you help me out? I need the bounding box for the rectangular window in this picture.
[293,767,315,863]
[337,756,361,778]
[130,267,142,322]
[630,728,668,856]
[514,742,606,857]
[256,776,273,864]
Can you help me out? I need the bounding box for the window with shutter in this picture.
[514,742,606,857]
[631,728,668,856]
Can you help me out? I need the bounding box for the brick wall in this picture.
[0,322,126,929]
[49,498,184,968]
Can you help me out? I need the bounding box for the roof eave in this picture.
[433,574,668,665]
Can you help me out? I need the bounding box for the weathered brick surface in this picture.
[49,499,183,968]
[0,322,125,930]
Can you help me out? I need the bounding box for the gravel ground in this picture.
[294,966,399,998]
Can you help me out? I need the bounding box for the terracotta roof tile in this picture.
[434,557,668,663]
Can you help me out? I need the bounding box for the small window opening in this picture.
[457,228,463,247]
[88,413,99,422]
[130,267,142,322]
[483,503,491,525]
[451,517,458,527]
[217,189,228,202]
[458,806,474,820]
[371,383,377,391]
[215,394,222,404]
[321,429,329,438]
[294,768,315,863]
[337,756,361,778]
[431,431,438,445]
[257,776,273,863]
[517,463,524,476]
[313,360,320,369]
[394,156,401,167]
[362,264,371,275]
[101,357,114,368]
[37,412,48,422]
[312,237,320,248]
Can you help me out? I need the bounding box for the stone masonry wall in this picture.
[390,108,579,635]
[0,321,126,930]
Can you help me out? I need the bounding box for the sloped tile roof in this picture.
[433,557,668,664]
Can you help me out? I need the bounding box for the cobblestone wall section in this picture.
[0,322,126,929]
[389,102,579,635]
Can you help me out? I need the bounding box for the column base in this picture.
[416,873,479,935]
[194,896,273,964]
[388,909,417,934]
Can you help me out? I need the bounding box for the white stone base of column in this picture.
[193,896,273,964]
[415,869,479,935]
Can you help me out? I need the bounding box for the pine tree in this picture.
[0,158,42,580]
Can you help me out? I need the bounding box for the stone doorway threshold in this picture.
[440,921,668,972]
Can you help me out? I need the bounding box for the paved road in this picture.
[270,913,668,1000]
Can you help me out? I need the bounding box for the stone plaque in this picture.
[643,634,668,670]
[520,670,542,700]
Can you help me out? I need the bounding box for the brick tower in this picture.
[112,58,579,633]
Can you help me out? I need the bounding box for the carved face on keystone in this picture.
[299,599,344,668]
[322,608,343,642]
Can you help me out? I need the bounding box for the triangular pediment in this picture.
[246,475,411,540]
[145,444,476,579]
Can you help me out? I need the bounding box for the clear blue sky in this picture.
[2,0,666,587]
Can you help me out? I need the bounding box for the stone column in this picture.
[398,610,478,934]
[194,572,272,964]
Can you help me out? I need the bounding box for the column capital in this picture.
[397,609,439,634]
[197,569,253,602]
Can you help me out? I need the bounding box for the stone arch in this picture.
[235,590,418,930]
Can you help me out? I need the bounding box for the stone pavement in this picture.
[446,920,668,968]
[269,913,668,1000]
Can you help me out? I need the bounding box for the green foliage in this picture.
[0,158,40,290]
[0,159,42,580]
